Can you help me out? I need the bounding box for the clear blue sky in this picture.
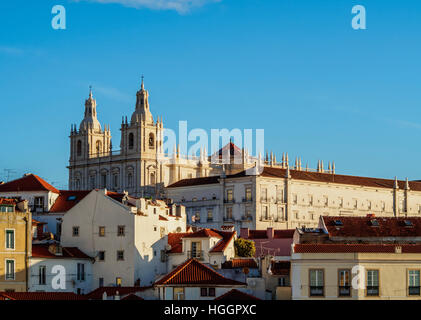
[1,0,421,189]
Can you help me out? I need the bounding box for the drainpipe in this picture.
[23,216,29,292]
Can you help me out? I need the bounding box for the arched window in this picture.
[113,174,119,189]
[96,141,102,154]
[127,173,133,187]
[129,133,134,150]
[149,133,154,149]
[77,140,82,156]
[150,172,155,185]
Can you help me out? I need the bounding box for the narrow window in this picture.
[367,270,379,296]
[117,226,125,237]
[72,226,80,237]
[338,269,351,297]
[309,269,324,296]
[5,230,14,249]
[408,270,420,296]
[128,133,134,150]
[39,266,46,285]
[99,226,105,237]
[5,260,15,280]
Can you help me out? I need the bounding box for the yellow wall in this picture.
[292,252,421,300]
[0,208,31,292]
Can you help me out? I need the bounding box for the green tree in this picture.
[234,238,256,257]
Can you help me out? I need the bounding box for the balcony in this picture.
[224,199,235,204]
[409,286,420,296]
[242,197,253,203]
[241,215,253,221]
[223,217,234,222]
[338,286,351,297]
[309,286,324,297]
[366,286,379,296]
[187,250,204,261]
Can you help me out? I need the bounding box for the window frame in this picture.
[5,259,15,281]
[38,265,46,285]
[98,226,106,237]
[408,269,420,296]
[338,269,351,297]
[366,269,380,297]
[5,229,15,250]
[72,226,80,237]
[309,269,324,297]
[117,250,125,261]
[117,225,125,237]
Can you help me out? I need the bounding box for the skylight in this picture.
[333,220,343,226]
[66,195,77,201]
[404,220,414,227]
[370,219,379,227]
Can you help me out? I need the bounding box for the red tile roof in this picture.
[167,229,235,254]
[155,258,246,286]
[294,243,421,253]
[322,216,421,238]
[168,166,421,191]
[0,198,17,205]
[214,289,261,301]
[0,174,59,193]
[270,261,290,275]
[183,229,223,239]
[86,286,152,300]
[0,292,86,300]
[221,258,258,269]
[49,190,91,213]
[32,244,92,259]
[121,293,144,300]
[213,142,243,159]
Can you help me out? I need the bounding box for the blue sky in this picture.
[0,0,421,189]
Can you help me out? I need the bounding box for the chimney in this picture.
[266,227,274,239]
[240,228,249,239]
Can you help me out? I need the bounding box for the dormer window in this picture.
[404,220,414,227]
[370,219,379,227]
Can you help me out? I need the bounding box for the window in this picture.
[77,140,82,156]
[5,229,14,249]
[262,206,269,220]
[245,206,252,219]
[207,209,213,222]
[5,260,15,280]
[99,226,105,237]
[117,226,125,237]
[117,250,125,261]
[293,194,298,205]
[194,210,200,222]
[116,277,122,287]
[408,270,420,296]
[173,287,184,300]
[226,207,233,220]
[226,189,233,202]
[245,187,252,201]
[127,173,133,187]
[149,133,155,148]
[150,172,155,185]
[278,277,288,287]
[338,269,351,297]
[34,197,44,211]
[276,186,283,202]
[77,263,85,281]
[0,206,14,213]
[39,266,46,285]
[90,175,96,189]
[190,241,202,259]
[309,269,324,296]
[72,226,79,237]
[200,288,208,297]
[98,251,105,261]
[261,188,267,201]
[208,288,215,297]
[367,270,379,296]
[99,278,104,287]
[200,288,215,297]
[113,174,119,189]
[101,174,107,188]
[96,140,102,154]
[128,133,134,150]
[277,207,284,221]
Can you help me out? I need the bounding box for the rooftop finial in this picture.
[141,75,144,90]
[89,85,93,98]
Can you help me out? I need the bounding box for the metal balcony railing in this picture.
[309,286,324,297]
[187,250,204,260]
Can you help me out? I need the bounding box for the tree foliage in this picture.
[234,238,256,257]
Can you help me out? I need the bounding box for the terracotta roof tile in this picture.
[0,174,59,193]
[294,243,421,253]
[154,258,246,286]
[322,216,421,238]
[0,198,17,205]
[86,286,152,300]
[31,244,92,259]
[221,259,258,269]
[0,292,86,300]
[214,289,260,300]
[49,190,91,213]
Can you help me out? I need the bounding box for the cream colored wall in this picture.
[0,209,31,292]
[291,252,421,300]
